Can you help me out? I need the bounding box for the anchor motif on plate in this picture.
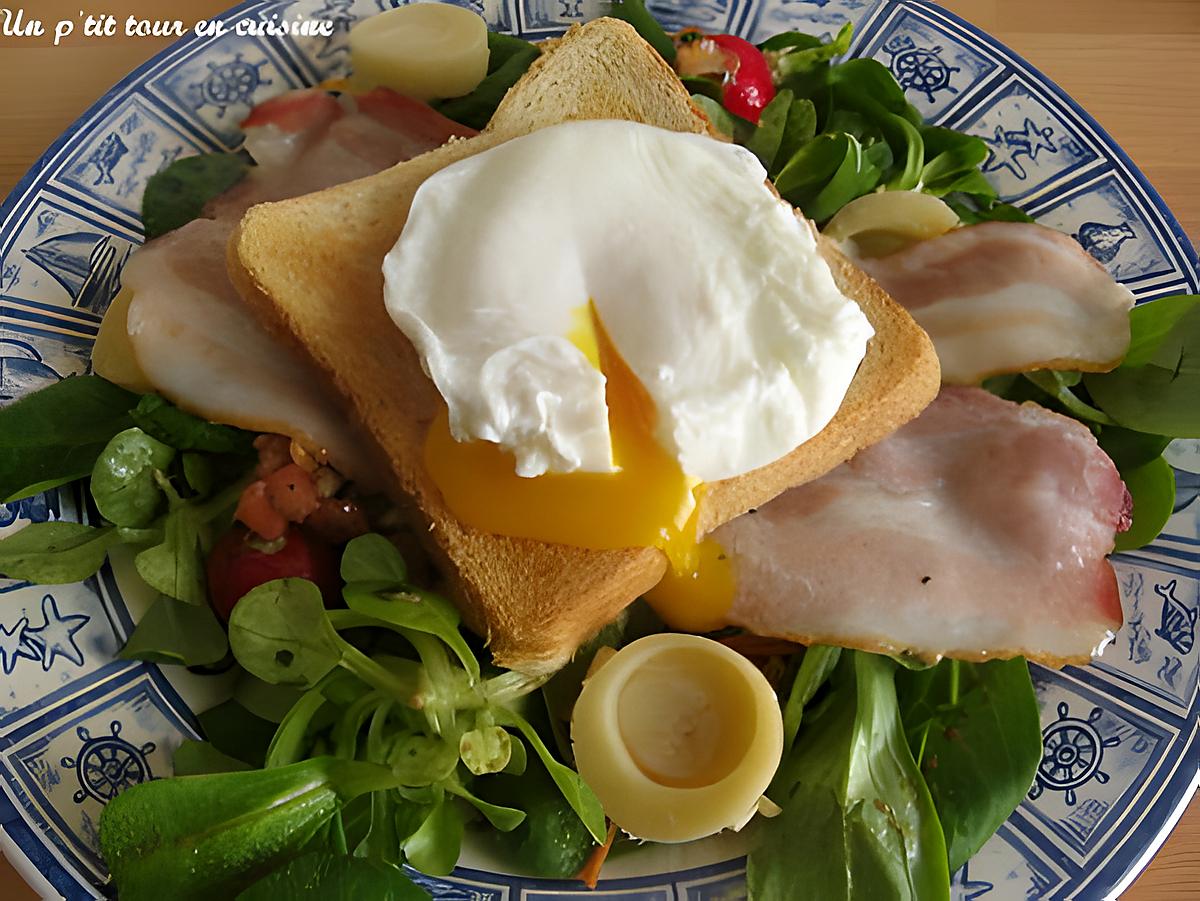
[60,721,156,804]
[191,53,273,117]
[882,35,960,103]
[1073,221,1136,265]
[1153,579,1196,655]
[1028,702,1120,806]
[982,117,1058,180]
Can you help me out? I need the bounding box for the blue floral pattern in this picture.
[0,1,1196,898]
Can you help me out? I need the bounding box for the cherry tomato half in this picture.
[709,34,776,123]
[206,525,340,622]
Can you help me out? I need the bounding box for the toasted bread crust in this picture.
[229,19,938,673]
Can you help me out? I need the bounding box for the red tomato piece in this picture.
[709,34,776,123]
[206,525,340,621]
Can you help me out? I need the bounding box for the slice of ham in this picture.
[124,89,476,479]
[856,221,1134,385]
[213,87,476,215]
[124,219,374,480]
[716,386,1129,666]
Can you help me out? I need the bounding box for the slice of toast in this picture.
[229,18,940,674]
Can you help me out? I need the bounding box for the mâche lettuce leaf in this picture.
[752,652,950,901]
[609,0,676,63]
[0,374,137,502]
[434,32,540,129]
[1085,294,1200,437]
[142,151,251,240]
[897,658,1041,871]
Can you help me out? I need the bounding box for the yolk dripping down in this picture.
[424,303,733,631]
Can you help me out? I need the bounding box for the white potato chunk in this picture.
[349,4,489,102]
[824,189,960,258]
[571,634,783,843]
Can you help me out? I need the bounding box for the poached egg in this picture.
[383,120,873,626]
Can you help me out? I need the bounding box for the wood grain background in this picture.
[0,1,1196,897]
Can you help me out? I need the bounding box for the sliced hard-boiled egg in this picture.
[823,190,960,258]
[571,633,784,843]
[349,4,489,102]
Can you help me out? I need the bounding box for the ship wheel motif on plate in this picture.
[193,53,272,116]
[883,35,961,103]
[60,721,156,804]
[1028,702,1120,806]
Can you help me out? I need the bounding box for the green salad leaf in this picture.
[99,757,401,901]
[198,699,280,769]
[130,394,256,455]
[492,705,607,845]
[434,32,540,130]
[131,473,250,605]
[478,760,596,878]
[946,196,1034,224]
[781,645,841,753]
[896,658,1041,872]
[237,851,426,901]
[752,652,950,900]
[134,506,207,605]
[340,533,408,584]
[0,375,137,503]
[0,522,120,583]
[142,152,251,240]
[774,22,853,80]
[173,740,254,776]
[1113,456,1176,551]
[119,594,228,666]
[402,797,465,877]
[447,780,526,831]
[1085,295,1200,436]
[609,0,676,63]
[231,579,356,687]
[690,93,746,141]
[91,427,176,528]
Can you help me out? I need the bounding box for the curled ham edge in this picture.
[715,387,1130,668]
[852,221,1135,386]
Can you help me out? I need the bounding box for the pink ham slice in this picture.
[856,221,1135,385]
[124,89,475,480]
[716,386,1130,666]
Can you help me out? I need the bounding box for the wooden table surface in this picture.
[0,0,1197,897]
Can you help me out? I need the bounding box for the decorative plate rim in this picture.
[0,2,1196,899]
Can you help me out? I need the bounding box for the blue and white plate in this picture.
[1,2,1196,898]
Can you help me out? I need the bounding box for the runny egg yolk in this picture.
[424,303,733,630]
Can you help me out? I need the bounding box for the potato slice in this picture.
[824,190,959,258]
[92,288,155,393]
[349,5,489,102]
